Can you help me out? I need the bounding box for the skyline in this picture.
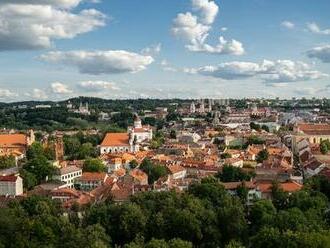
[0,0,330,101]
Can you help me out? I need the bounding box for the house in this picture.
[0,130,35,158]
[224,158,244,168]
[75,172,108,191]
[222,181,260,205]
[257,181,302,200]
[167,164,187,180]
[129,169,148,185]
[0,175,23,196]
[53,166,82,188]
[292,123,330,153]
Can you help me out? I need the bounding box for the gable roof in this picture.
[0,134,27,147]
[100,133,129,147]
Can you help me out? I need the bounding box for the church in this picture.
[100,114,153,154]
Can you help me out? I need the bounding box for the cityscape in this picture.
[0,0,330,248]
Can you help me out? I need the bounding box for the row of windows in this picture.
[61,171,82,180]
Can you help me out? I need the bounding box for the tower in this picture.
[133,114,142,128]
[190,101,196,113]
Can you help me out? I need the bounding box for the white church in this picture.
[100,114,153,154]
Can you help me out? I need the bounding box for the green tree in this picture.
[83,158,106,172]
[0,155,16,169]
[256,149,269,163]
[24,155,56,183]
[216,165,255,182]
[140,159,168,184]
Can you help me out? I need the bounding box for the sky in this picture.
[0,0,330,102]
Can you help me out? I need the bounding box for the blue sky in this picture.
[0,0,329,101]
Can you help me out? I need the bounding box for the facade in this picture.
[100,133,139,154]
[127,114,153,143]
[75,172,108,191]
[100,114,151,155]
[54,166,82,188]
[0,130,35,158]
[292,123,330,154]
[0,175,23,196]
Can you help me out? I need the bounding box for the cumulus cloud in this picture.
[307,44,330,63]
[192,0,219,25]
[171,0,244,55]
[40,50,154,74]
[281,21,295,29]
[0,1,105,51]
[0,88,17,99]
[78,80,119,91]
[51,82,72,94]
[186,60,328,83]
[307,22,330,35]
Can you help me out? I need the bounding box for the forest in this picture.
[0,176,329,248]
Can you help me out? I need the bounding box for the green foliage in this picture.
[63,134,98,160]
[256,149,269,163]
[23,154,56,184]
[261,125,270,132]
[139,159,168,184]
[169,130,177,139]
[83,158,106,172]
[129,160,139,169]
[250,122,261,131]
[221,152,232,159]
[150,131,165,149]
[246,135,265,145]
[320,140,330,154]
[0,155,16,169]
[216,165,255,182]
[0,176,329,248]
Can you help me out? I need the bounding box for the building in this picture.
[292,123,330,154]
[128,114,153,143]
[167,164,187,180]
[100,114,151,154]
[53,166,82,188]
[0,175,23,196]
[0,130,35,158]
[75,172,108,191]
[100,133,139,154]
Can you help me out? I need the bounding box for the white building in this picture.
[0,175,23,196]
[128,114,153,143]
[53,166,82,188]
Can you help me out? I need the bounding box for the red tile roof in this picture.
[0,134,27,147]
[100,133,129,146]
[0,175,18,182]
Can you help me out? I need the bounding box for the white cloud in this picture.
[141,43,161,56]
[0,88,17,99]
[40,50,154,74]
[51,82,72,94]
[307,22,330,35]
[187,60,328,83]
[0,1,105,51]
[220,27,228,32]
[78,80,119,92]
[25,88,48,99]
[0,0,82,8]
[307,44,330,63]
[186,36,244,55]
[281,21,295,29]
[192,0,219,25]
[171,0,244,55]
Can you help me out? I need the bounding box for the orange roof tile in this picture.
[78,172,107,181]
[100,133,129,146]
[0,134,27,147]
